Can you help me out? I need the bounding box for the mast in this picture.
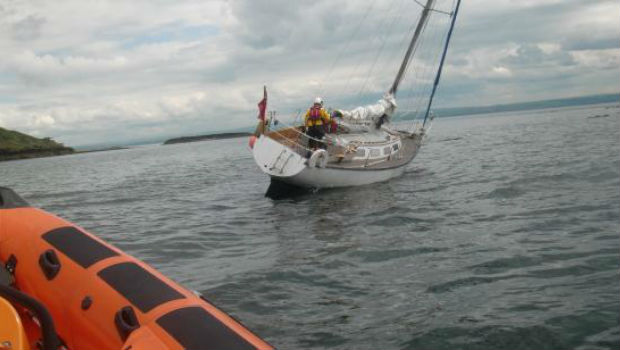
[422,0,462,127]
[389,0,436,96]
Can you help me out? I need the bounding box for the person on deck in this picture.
[304,97,331,150]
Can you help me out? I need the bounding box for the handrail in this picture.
[271,119,327,144]
[266,119,330,155]
[267,127,314,154]
[266,118,410,159]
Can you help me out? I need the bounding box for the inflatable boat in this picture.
[0,187,273,350]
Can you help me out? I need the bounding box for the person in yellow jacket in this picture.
[304,97,330,150]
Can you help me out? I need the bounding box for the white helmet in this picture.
[314,97,323,105]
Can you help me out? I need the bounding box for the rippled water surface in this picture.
[2,104,619,349]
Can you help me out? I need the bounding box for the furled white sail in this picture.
[336,93,397,125]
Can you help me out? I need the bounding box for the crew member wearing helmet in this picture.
[304,97,331,150]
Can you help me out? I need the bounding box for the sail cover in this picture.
[336,93,397,124]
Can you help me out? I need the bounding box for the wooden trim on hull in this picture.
[253,131,422,188]
[326,136,420,171]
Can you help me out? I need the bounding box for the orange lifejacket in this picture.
[305,106,329,127]
[309,107,321,121]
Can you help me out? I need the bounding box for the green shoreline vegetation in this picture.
[0,127,74,161]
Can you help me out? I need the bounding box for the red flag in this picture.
[257,85,267,121]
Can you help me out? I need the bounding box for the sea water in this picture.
[1,103,618,349]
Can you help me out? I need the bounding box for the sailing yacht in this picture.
[251,0,461,188]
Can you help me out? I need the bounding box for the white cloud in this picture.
[10,50,128,78]
[571,49,620,70]
[537,43,561,55]
[33,114,55,127]
[492,66,512,77]
[0,0,618,146]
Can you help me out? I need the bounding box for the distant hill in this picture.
[163,132,251,145]
[400,93,620,119]
[0,127,74,161]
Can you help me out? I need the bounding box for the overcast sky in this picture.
[0,0,618,146]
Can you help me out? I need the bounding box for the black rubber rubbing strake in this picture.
[42,226,119,268]
[98,262,185,313]
[156,307,256,350]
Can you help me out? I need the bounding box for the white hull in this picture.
[272,163,408,188]
[252,132,420,189]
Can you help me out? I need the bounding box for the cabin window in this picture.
[355,148,366,157]
[392,143,400,151]
[383,146,391,155]
[370,149,380,157]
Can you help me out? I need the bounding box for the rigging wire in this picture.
[415,0,452,15]
[405,0,455,132]
[400,9,434,114]
[339,0,401,103]
[385,5,423,99]
[422,0,461,127]
[383,1,423,95]
[400,1,449,125]
[390,2,423,71]
[317,0,379,98]
[390,0,436,98]
[309,0,457,132]
[398,0,454,110]
[358,0,409,97]
[413,0,425,8]
[390,0,455,117]
[401,29,432,122]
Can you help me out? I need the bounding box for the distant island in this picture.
[0,127,74,161]
[163,132,251,145]
[426,93,620,119]
[76,146,129,154]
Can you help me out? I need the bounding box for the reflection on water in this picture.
[265,179,313,199]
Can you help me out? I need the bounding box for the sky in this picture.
[0,0,618,147]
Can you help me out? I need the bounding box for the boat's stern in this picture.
[252,134,307,178]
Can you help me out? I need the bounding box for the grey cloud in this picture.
[502,44,575,67]
[201,62,237,83]
[449,0,615,56]
[0,0,618,146]
[563,37,619,51]
[11,15,46,41]
[230,0,311,49]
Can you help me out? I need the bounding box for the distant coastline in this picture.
[3,93,616,156]
[75,146,129,154]
[163,132,251,145]
[0,148,74,162]
[0,127,134,161]
[427,93,620,119]
[0,127,74,162]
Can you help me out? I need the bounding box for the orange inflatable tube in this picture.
[0,187,273,350]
